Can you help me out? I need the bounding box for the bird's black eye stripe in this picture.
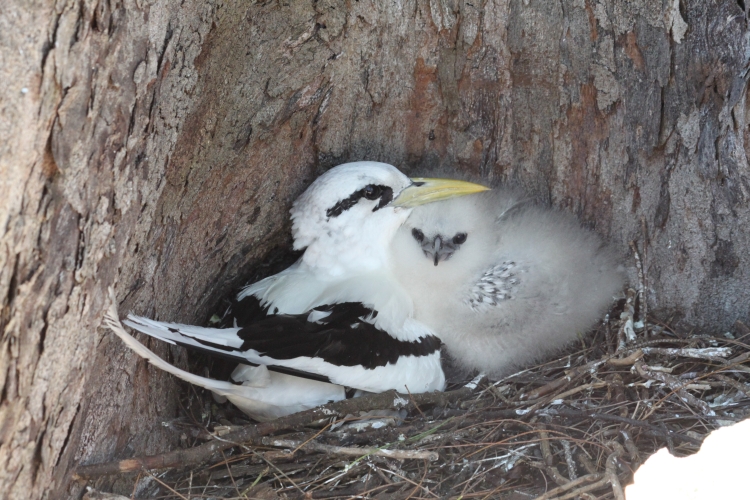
[363,184,380,200]
[453,232,467,245]
[412,228,425,242]
[372,185,393,211]
[326,184,393,218]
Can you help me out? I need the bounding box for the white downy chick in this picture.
[391,189,624,376]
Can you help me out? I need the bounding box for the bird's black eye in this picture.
[412,228,425,242]
[452,233,467,245]
[363,184,381,200]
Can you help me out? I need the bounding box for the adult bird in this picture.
[108,161,489,421]
[390,189,624,376]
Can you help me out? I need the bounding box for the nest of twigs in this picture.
[80,284,750,500]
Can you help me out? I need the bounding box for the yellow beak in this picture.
[392,178,490,208]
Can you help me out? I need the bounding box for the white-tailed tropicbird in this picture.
[390,189,624,376]
[108,161,488,421]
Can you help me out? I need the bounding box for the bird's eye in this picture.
[452,233,467,245]
[363,185,381,200]
[412,228,425,242]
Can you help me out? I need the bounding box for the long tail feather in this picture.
[103,289,346,420]
[122,314,246,358]
[103,294,249,399]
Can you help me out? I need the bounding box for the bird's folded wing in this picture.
[123,301,442,387]
[234,301,441,369]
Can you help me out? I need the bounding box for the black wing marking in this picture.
[235,302,441,370]
[172,297,441,382]
[170,337,334,383]
[174,296,335,382]
[226,294,271,327]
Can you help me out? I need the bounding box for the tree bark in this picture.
[0,0,747,498]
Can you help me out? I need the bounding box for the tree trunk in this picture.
[0,0,747,497]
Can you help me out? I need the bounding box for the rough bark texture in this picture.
[0,0,748,498]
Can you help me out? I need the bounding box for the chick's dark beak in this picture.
[432,236,442,266]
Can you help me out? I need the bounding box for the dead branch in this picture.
[604,442,626,500]
[634,361,716,417]
[629,240,647,334]
[641,346,732,362]
[607,349,644,366]
[617,289,638,351]
[260,438,439,461]
[531,473,604,500]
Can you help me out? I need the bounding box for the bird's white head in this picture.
[291,161,488,278]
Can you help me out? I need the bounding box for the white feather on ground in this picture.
[625,418,750,500]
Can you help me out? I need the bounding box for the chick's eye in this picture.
[363,185,381,200]
[412,228,425,242]
[452,233,467,245]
